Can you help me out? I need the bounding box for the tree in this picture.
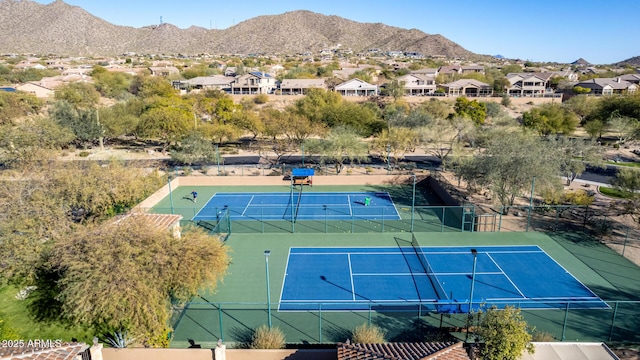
[476,306,534,360]
[610,168,640,225]
[304,127,368,174]
[170,131,216,165]
[419,117,473,165]
[0,91,44,125]
[0,116,74,167]
[372,127,419,167]
[564,95,599,123]
[0,160,163,285]
[584,119,606,139]
[51,217,229,346]
[50,101,104,146]
[521,103,579,136]
[383,79,405,100]
[137,101,195,151]
[456,130,563,213]
[91,66,133,99]
[572,86,591,94]
[607,111,638,144]
[552,137,602,185]
[454,97,486,125]
[54,82,100,109]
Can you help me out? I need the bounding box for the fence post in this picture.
[261,207,264,233]
[561,302,569,341]
[318,304,323,343]
[608,301,619,341]
[368,303,372,325]
[381,207,385,233]
[498,207,503,232]
[441,207,445,232]
[218,304,224,342]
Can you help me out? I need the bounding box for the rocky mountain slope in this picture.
[0,0,476,58]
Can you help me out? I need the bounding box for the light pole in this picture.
[469,248,478,313]
[411,174,416,232]
[264,250,272,329]
[167,172,174,215]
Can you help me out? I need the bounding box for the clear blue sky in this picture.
[36,0,640,64]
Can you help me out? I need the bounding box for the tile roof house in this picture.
[148,66,180,77]
[617,73,640,85]
[505,72,555,96]
[575,78,637,95]
[15,81,55,98]
[396,74,437,95]
[176,75,236,92]
[279,78,327,95]
[439,79,493,97]
[0,342,92,360]
[230,71,277,95]
[337,341,470,360]
[334,78,378,96]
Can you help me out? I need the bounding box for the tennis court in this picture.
[279,243,608,312]
[193,191,401,221]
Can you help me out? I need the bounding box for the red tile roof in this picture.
[337,341,470,360]
[0,342,89,360]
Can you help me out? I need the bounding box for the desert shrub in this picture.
[351,323,385,344]
[531,330,555,342]
[78,151,90,157]
[250,325,285,349]
[254,94,269,104]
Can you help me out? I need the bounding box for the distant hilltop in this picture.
[0,0,475,58]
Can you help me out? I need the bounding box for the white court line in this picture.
[486,253,526,298]
[241,195,255,216]
[348,253,356,301]
[277,249,293,312]
[348,195,353,216]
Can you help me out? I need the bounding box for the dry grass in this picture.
[351,323,386,344]
[250,325,286,349]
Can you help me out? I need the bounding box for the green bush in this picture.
[351,323,385,343]
[78,151,90,157]
[254,94,269,104]
[250,325,285,349]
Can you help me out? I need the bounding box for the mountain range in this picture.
[0,0,477,58]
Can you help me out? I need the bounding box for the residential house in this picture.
[15,81,55,98]
[148,66,180,77]
[337,341,470,360]
[618,73,640,85]
[224,67,237,76]
[505,72,555,96]
[439,79,493,97]
[438,65,462,75]
[396,73,436,95]
[334,78,377,96]
[574,78,637,95]
[174,75,236,92]
[461,65,485,74]
[13,61,47,70]
[411,68,439,77]
[279,78,327,95]
[230,71,277,94]
[521,342,620,360]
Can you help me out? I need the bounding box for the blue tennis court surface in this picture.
[193,192,400,221]
[279,245,609,312]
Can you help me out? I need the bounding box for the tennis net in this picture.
[411,233,448,300]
